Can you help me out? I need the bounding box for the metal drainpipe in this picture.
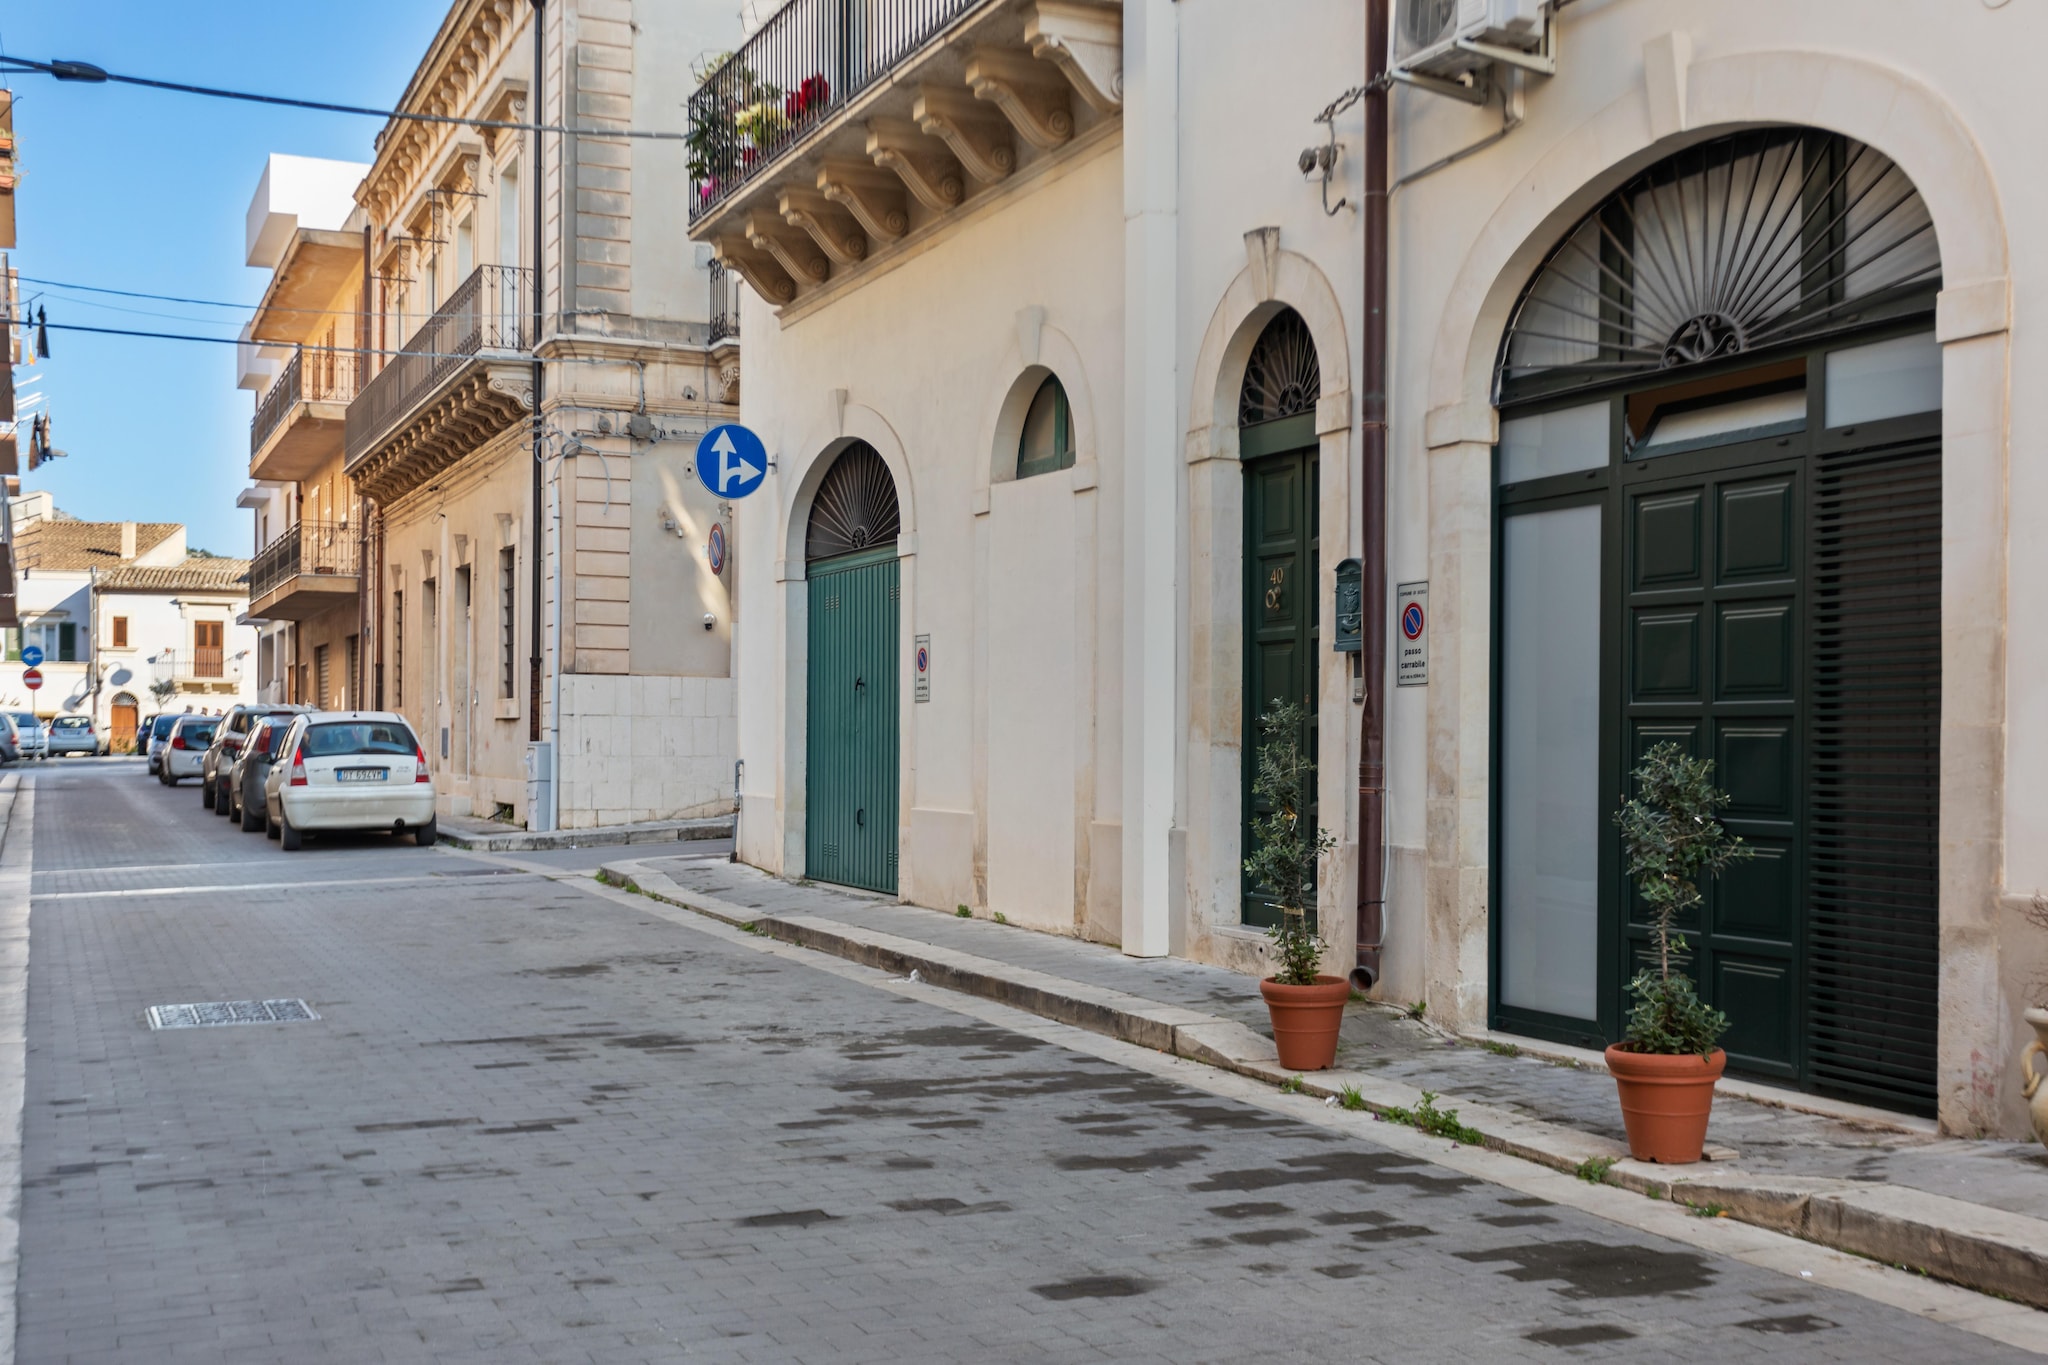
[1353,0,1391,992]
[528,0,547,750]
[361,224,375,708]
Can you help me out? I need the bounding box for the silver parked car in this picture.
[158,715,218,785]
[46,715,100,757]
[8,713,47,761]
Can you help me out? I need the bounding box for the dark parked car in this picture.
[227,716,294,830]
[204,704,307,815]
[144,713,181,775]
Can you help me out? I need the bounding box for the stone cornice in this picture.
[346,362,533,505]
[359,0,524,227]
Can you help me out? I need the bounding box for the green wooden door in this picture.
[1241,435,1319,928]
[1619,453,1803,1080]
[806,548,900,894]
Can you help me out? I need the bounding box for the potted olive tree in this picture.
[1607,742,1749,1163]
[1245,701,1346,1070]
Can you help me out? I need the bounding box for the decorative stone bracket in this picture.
[1026,0,1124,113]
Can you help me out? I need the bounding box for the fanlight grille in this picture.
[1498,130,1940,396]
[805,442,901,562]
[1239,310,1322,428]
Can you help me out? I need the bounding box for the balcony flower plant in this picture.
[686,52,782,202]
[1244,700,1346,1070]
[1607,742,1749,1163]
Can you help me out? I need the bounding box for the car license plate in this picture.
[337,768,389,783]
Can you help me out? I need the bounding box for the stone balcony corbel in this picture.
[746,211,832,286]
[712,236,797,304]
[778,188,870,265]
[818,162,911,244]
[910,87,1016,184]
[1026,0,1124,113]
[867,118,968,211]
[964,46,1074,150]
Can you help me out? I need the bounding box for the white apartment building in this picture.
[699,0,2047,1138]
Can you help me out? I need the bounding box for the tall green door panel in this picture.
[806,548,900,895]
[1241,438,1318,928]
[1620,455,1804,1081]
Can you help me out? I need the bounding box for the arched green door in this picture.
[804,445,902,894]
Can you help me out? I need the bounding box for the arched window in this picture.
[805,442,902,562]
[1238,310,1321,428]
[1016,375,1074,479]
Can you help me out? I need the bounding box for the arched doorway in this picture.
[1490,129,1943,1112]
[111,693,139,754]
[804,442,903,894]
[1238,309,1321,927]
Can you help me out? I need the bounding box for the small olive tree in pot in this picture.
[1245,700,1346,1070]
[2020,897,2048,1151]
[1606,741,1748,1163]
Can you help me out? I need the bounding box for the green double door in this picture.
[1621,452,1804,1081]
[806,547,899,894]
[1241,436,1318,928]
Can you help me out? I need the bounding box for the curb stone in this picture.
[438,815,733,853]
[601,856,2048,1312]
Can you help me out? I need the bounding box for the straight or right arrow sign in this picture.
[697,424,768,499]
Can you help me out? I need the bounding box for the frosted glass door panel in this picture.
[1499,502,1602,1020]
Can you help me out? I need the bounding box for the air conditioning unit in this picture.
[1393,0,1553,99]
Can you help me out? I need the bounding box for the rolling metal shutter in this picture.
[1805,437,1941,1114]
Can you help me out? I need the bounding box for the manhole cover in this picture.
[146,999,320,1030]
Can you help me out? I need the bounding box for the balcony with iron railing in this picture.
[152,648,236,686]
[709,260,741,345]
[686,0,1122,308]
[247,520,360,623]
[344,264,535,502]
[250,345,360,481]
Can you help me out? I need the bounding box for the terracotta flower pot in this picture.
[1604,1045,1726,1164]
[1260,976,1350,1071]
[2023,1007,2048,1153]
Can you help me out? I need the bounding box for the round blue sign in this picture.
[696,424,769,500]
[1401,602,1426,640]
[707,522,727,574]
[19,645,44,668]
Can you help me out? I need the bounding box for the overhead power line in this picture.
[25,318,536,365]
[17,273,384,323]
[0,55,690,140]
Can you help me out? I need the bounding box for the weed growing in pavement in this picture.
[956,905,972,918]
[1384,1091,1483,1145]
[993,911,1008,925]
[1547,1056,1586,1070]
[1576,1156,1617,1185]
[1686,1201,1728,1218]
[1482,1040,1521,1058]
[1405,1000,1428,1021]
[1279,1075,1306,1095]
[740,922,765,936]
[1337,1084,1368,1112]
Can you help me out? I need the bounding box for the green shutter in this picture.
[2,630,15,662]
[58,622,77,662]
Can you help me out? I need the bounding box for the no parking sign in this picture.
[1396,582,1427,687]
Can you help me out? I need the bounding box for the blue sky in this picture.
[4,3,451,554]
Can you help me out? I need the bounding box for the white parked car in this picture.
[263,712,436,851]
[158,715,219,785]
[47,714,101,757]
[8,713,47,761]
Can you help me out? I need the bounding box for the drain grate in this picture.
[146,999,320,1030]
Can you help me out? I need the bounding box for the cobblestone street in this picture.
[12,763,2035,1362]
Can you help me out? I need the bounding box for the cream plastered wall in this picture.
[733,141,1125,926]
[1384,0,2029,1135]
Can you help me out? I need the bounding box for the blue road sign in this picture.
[696,424,769,499]
[19,645,44,668]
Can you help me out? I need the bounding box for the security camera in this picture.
[703,614,716,631]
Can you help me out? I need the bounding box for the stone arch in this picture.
[777,400,917,573]
[1426,49,2007,437]
[1415,49,2013,1135]
[1182,232,1358,979]
[975,317,1101,494]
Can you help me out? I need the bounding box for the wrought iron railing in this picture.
[345,264,533,465]
[709,260,741,343]
[155,650,232,682]
[251,346,361,458]
[249,520,360,602]
[688,0,983,221]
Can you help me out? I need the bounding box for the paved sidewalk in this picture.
[605,852,2048,1311]
[437,812,732,852]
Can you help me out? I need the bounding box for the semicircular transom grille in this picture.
[1239,310,1322,427]
[805,442,902,562]
[1498,130,1940,396]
